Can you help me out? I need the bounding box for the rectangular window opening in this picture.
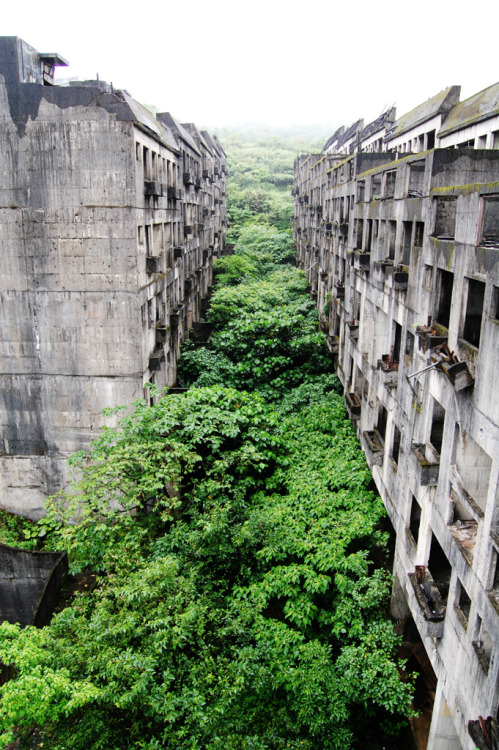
[392,424,401,463]
[434,197,457,240]
[408,161,425,196]
[428,534,452,604]
[480,195,499,248]
[409,494,421,545]
[402,220,412,265]
[455,579,471,625]
[462,278,485,348]
[436,269,454,328]
[429,399,445,455]
[414,221,424,247]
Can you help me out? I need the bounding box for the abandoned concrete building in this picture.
[293,83,499,750]
[0,37,227,519]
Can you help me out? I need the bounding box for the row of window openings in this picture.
[354,217,423,264]
[136,143,178,185]
[409,518,496,673]
[351,269,497,352]
[374,395,492,514]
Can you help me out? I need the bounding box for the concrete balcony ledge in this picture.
[408,567,446,638]
[415,325,448,353]
[377,356,399,387]
[362,429,384,466]
[144,180,161,196]
[411,442,440,486]
[146,256,161,274]
[347,320,359,339]
[327,334,339,354]
[353,251,370,271]
[345,392,361,419]
[334,282,345,298]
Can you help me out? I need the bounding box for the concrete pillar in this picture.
[427,682,463,750]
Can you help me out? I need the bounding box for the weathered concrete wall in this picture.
[294,141,499,750]
[0,37,227,518]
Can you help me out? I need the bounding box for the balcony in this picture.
[327,334,339,354]
[415,323,447,353]
[362,430,384,467]
[146,256,160,274]
[345,392,361,419]
[144,180,161,197]
[155,324,169,344]
[166,186,181,201]
[411,443,440,486]
[347,320,359,340]
[149,349,164,372]
[408,566,446,638]
[334,282,345,298]
[353,251,370,272]
[377,355,399,388]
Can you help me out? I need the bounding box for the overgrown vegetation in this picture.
[0,135,413,749]
[217,129,323,241]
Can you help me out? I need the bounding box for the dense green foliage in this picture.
[0,140,413,749]
[218,129,323,240]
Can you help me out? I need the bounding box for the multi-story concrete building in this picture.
[294,84,499,750]
[0,37,226,519]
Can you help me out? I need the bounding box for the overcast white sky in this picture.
[3,0,498,134]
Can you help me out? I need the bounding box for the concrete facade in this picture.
[0,37,227,519]
[294,84,499,750]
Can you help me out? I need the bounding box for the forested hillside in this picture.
[0,131,414,750]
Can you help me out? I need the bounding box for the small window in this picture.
[423,264,433,289]
[392,321,402,363]
[372,174,382,200]
[136,142,141,162]
[434,197,457,239]
[454,430,491,514]
[356,218,364,249]
[405,331,414,358]
[408,494,421,545]
[426,130,435,150]
[387,220,396,260]
[480,195,499,248]
[472,616,493,673]
[428,534,452,604]
[429,399,445,454]
[392,424,401,464]
[357,180,365,202]
[377,403,388,442]
[384,170,396,199]
[366,219,373,251]
[414,221,424,247]
[455,579,471,626]
[402,221,412,265]
[138,226,144,245]
[408,161,425,196]
[462,278,485,348]
[491,285,499,321]
[436,269,454,328]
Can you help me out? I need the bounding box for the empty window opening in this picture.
[436,269,454,328]
[392,424,401,463]
[392,321,403,363]
[462,278,485,348]
[137,226,144,245]
[423,264,433,289]
[387,220,396,260]
[428,534,452,604]
[429,399,445,454]
[143,146,150,180]
[402,221,412,265]
[473,616,493,673]
[366,219,373,252]
[434,197,457,240]
[405,331,415,358]
[414,221,424,247]
[491,285,499,320]
[357,180,365,202]
[372,175,382,200]
[426,130,435,150]
[455,579,471,625]
[354,365,364,397]
[493,130,499,149]
[145,225,152,255]
[356,218,364,250]
[377,403,388,442]
[408,161,425,196]
[454,430,491,514]
[409,494,421,545]
[480,195,499,248]
[384,170,396,199]
[135,142,141,162]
